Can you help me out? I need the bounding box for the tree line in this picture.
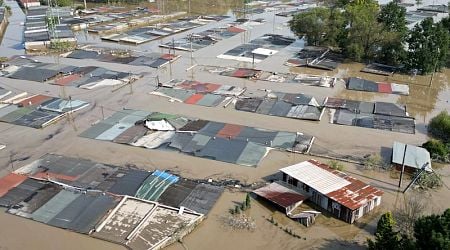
[368,209,450,249]
[289,0,450,75]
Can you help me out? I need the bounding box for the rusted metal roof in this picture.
[324,97,346,109]
[307,160,384,210]
[216,124,243,139]
[253,182,306,209]
[18,95,53,107]
[232,68,261,78]
[227,26,246,33]
[0,173,28,197]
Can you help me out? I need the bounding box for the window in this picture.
[354,208,360,219]
[286,176,294,185]
[302,183,310,192]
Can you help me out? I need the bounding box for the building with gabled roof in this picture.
[279,159,383,223]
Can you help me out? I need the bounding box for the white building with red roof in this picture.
[278,159,383,223]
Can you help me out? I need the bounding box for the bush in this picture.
[364,154,384,170]
[428,111,450,143]
[328,160,345,171]
[416,172,443,189]
[422,139,449,159]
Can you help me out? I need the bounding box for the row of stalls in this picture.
[64,46,180,69]
[0,86,89,129]
[1,57,142,89]
[0,154,224,250]
[79,109,315,167]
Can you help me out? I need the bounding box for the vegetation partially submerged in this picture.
[423,111,450,162]
[368,209,450,250]
[289,0,450,75]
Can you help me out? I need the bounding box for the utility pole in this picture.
[252,52,255,67]
[429,48,440,87]
[398,144,408,188]
[188,0,191,15]
[9,152,14,171]
[189,34,194,80]
[101,105,105,120]
[189,34,193,64]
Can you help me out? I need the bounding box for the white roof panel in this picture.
[280,161,351,194]
[392,141,432,171]
[252,47,278,56]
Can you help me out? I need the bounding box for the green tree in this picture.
[414,209,450,250]
[368,212,401,249]
[342,0,386,61]
[428,111,450,143]
[289,7,345,47]
[289,8,331,46]
[376,2,407,65]
[406,18,450,74]
[245,193,251,208]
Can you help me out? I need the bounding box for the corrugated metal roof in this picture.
[392,142,432,171]
[280,161,351,194]
[0,173,28,197]
[179,184,223,214]
[253,181,306,209]
[32,190,81,223]
[289,160,384,210]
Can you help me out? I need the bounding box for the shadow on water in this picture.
[316,238,366,250]
[262,172,282,182]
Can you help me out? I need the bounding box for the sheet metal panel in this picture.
[113,125,148,144]
[235,98,262,112]
[108,169,152,196]
[157,179,197,208]
[236,142,268,167]
[272,132,297,149]
[48,193,118,233]
[256,99,276,115]
[198,121,225,137]
[196,137,247,164]
[195,94,224,107]
[95,123,134,141]
[237,127,278,146]
[79,122,114,139]
[180,184,224,214]
[32,190,81,223]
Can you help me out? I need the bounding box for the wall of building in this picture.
[282,172,382,224]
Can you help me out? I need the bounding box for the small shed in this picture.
[253,181,307,214]
[392,142,433,173]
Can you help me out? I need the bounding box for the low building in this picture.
[253,181,307,214]
[279,159,383,224]
[392,141,433,173]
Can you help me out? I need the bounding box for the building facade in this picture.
[280,160,383,223]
